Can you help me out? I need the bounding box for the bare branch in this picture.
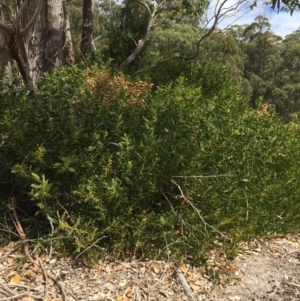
[0,19,12,33]
[73,236,108,263]
[135,0,249,74]
[15,0,30,22]
[118,0,156,69]
[0,0,14,16]
[20,0,43,37]
[136,0,151,15]
[170,179,232,241]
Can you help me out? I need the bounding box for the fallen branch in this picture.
[38,260,48,301]
[173,262,197,301]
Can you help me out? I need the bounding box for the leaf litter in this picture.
[0,234,300,301]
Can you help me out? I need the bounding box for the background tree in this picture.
[270,29,300,121]
[80,0,94,59]
[239,15,282,108]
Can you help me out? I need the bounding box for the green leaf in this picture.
[31,173,41,183]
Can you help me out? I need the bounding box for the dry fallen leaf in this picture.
[151,263,160,273]
[126,291,133,298]
[6,257,14,265]
[30,264,39,273]
[177,263,188,275]
[116,294,122,301]
[10,274,21,284]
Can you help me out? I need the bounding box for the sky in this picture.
[206,0,300,38]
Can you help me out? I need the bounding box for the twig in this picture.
[48,274,67,301]
[38,260,48,301]
[147,279,150,301]
[170,180,232,242]
[0,282,15,297]
[280,250,300,266]
[244,190,249,221]
[0,293,42,300]
[74,236,108,262]
[171,174,230,179]
[10,197,34,262]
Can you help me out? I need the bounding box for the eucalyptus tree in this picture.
[80,0,94,59]
[241,16,282,108]
[270,29,300,121]
[116,0,252,72]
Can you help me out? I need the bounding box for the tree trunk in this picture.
[0,0,74,91]
[80,0,93,59]
[63,0,75,65]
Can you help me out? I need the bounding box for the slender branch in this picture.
[73,236,108,262]
[15,0,30,22]
[38,260,48,301]
[20,0,43,37]
[170,179,232,241]
[0,293,42,301]
[0,0,13,16]
[135,0,248,74]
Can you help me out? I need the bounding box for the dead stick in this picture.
[0,293,42,301]
[173,263,197,301]
[38,260,48,301]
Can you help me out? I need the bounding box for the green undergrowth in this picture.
[1,62,300,264]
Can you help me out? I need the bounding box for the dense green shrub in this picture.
[1,63,300,263]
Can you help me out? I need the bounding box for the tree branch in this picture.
[0,0,14,16]
[0,19,12,34]
[20,0,43,37]
[118,0,156,69]
[134,0,249,74]
[15,0,30,22]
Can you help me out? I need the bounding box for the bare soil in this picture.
[1,234,300,301]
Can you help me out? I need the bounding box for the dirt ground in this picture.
[215,235,300,301]
[1,235,300,301]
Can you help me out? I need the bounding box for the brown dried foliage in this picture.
[86,69,152,108]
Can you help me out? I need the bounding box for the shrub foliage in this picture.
[1,63,300,263]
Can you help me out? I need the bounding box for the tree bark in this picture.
[63,0,74,65]
[0,0,74,91]
[118,0,155,70]
[80,0,93,59]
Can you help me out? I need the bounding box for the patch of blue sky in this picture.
[205,0,300,38]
